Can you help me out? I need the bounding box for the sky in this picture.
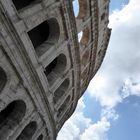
[57,0,140,140]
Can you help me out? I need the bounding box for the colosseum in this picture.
[0,0,111,139]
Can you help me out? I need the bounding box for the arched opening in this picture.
[77,0,87,19]
[44,54,67,85]
[53,78,70,104]
[80,28,90,47]
[98,50,101,56]
[72,0,87,19]
[72,0,79,17]
[81,49,90,66]
[101,13,105,21]
[57,95,70,118]
[0,100,26,140]
[78,31,83,42]
[37,134,43,140]
[28,18,60,57]
[0,67,7,92]
[81,67,88,80]
[12,0,36,10]
[16,121,37,140]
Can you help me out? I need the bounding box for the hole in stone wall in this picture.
[37,134,43,140]
[98,50,101,56]
[44,54,67,85]
[0,100,26,140]
[72,0,79,17]
[44,58,57,77]
[12,0,36,10]
[57,95,70,118]
[78,31,83,42]
[53,78,70,104]
[16,121,37,140]
[0,67,7,92]
[101,13,105,21]
[28,18,60,57]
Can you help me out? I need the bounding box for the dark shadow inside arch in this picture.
[12,0,37,10]
[16,121,37,140]
[0,100,26,139]
[37,134,43,140]
[0,67,7,92]
[28,18,60,57]
[44,54,67,85]
[53,78,70,104]
[57,95,71,118]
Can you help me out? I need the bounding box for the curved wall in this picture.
[0,0,111,139]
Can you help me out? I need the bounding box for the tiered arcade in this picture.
[0,0,111,139]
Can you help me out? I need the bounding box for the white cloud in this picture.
[88,74,122,108]
[57,97,92,140]
[57,98,111,140]
[80,117,110,140]
[87,0,140,109]
[57,120,80,140]
[101,108,119,121]
[120,78,140,97]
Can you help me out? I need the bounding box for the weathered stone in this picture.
[0,0,111,139]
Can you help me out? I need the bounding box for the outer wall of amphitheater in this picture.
[0,0,111,139]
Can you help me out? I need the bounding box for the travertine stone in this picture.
[0,0,111,139]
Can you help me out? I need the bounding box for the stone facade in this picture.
[0,0,111,139]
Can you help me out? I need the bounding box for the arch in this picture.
[0,100,26,139]
[28,18,60,57]
[80,28,90,47]
[53,78,70,104]
[81,49,90,66]
[44,54,67,85]
[57,95,71,118]
[98,50,101,56]
[16,121,37,140]
[37,134,43,140]
[101,13,105,21]
[78,31,83,42]
[81,67,88,80]
[12,0,36,10]
[72,0,79,17]
[0,67,7,92]
[78,0,87,18]
[72,0,87,18]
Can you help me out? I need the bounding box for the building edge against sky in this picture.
[0,0,111,139]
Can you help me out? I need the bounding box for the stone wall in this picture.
[0,0,111,139]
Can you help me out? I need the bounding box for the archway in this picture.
[12,0,36,10]
[0,100,26,139]
[53,78,70,104]
[28,18,60,57]
[16,121,37,140]
[44,54,67,85]
[0,67,7,92]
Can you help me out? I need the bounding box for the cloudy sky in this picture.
[57,0,140,139]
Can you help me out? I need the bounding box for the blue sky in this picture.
[57,0,140,140]
[110,0,129,13]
